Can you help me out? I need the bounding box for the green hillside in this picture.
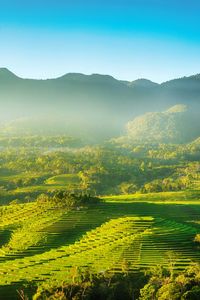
[116,104,200,144]
[0,194,200,299]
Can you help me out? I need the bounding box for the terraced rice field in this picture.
[0,198,200,298]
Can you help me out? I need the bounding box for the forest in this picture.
[1,133,200,203]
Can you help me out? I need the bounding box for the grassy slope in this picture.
[45,174,80,186]
[0,191,200,297]
[103,190,200,203]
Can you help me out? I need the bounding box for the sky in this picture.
[0,0,200,82]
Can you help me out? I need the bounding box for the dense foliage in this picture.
[37,191,100,208]
[0,135,200,204]
[26,263,200,300]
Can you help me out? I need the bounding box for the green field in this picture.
[45,174,80,186]
[0,193,200,298]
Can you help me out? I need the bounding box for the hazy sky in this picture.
[0,0,200,82]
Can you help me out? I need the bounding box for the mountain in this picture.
[127,79,158,88]
[0,68,20,81]
[115,104,200,144]
[0,69,200,139]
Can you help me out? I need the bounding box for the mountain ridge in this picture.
[1,67,200,84]
[0,68,200,140]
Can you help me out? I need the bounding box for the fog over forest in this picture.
[1,68,200,142]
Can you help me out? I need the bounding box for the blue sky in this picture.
[0,0,200,82]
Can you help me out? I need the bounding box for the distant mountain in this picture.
[0,68,20,81]
[114,104,200,144]
[127,79,158,88]
[0,69,200,139]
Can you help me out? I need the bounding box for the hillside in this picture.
[0,196,200,299]
[115,104,200,144]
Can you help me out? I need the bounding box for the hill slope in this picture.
[0,198,200,299]
[116,104,200,144]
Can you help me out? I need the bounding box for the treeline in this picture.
[22,263,200,299]
[36,191,101,208]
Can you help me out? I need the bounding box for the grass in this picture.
[0,193,200,297]
[45,174,80,186]
[14,185,68,193]
[0,170,46,183]
[103,190,200,203]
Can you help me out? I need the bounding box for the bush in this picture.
[36,191,100,208]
